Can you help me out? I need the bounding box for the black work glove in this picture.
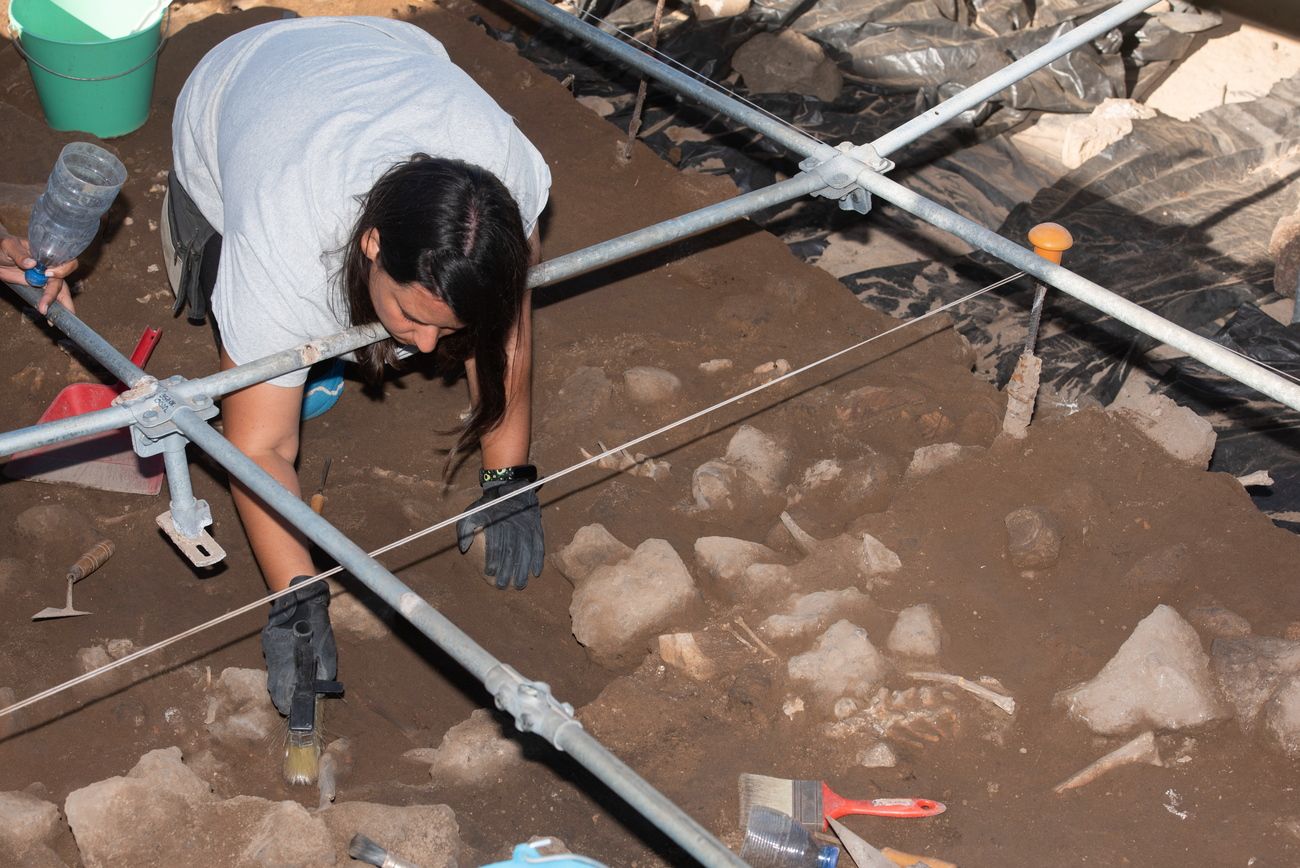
[261,575,337,716]
[456,479,545,590]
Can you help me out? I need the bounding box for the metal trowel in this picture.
[827,817,895,868]
[32,540,114,621]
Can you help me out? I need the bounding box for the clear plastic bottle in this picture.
[24,142,128,288]
[740,807,840,868]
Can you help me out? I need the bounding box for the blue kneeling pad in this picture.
[302,358,346,421]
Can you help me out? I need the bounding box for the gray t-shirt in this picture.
[172,16,551,386]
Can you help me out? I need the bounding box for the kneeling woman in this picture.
[164,16,551,713]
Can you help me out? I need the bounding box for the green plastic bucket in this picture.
[9,0,168,138]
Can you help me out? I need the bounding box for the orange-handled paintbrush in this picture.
[739,773,945,832]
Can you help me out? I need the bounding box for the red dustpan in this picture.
[4,327,165,495]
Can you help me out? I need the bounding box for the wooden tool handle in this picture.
[67,540,115,583]
[1027,222,1074,264]
[310,493,326,515]
[882,847,957,868]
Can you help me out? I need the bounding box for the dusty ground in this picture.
[1,2,1298,866]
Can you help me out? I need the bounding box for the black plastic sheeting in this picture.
[477,7,1300,523]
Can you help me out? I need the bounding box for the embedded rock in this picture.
[789,455,895,519]
[571,539,700,662]
[1058,605,1229,735]
[760,589,871,643]
[857,742,898,768]
[887,604,943,657]
[724,425,789,495]
[1211,636,1300,729]
[1060,98,1159,169]
[328,577,393,640]
[738,563,796,603]
[321,802,460,868]
[15,504,98,550]
[787,620,889,705]
[1187,605,1251,639]
[553,524,633,586]
[1109,391,1215,469]
[732,30,842,102]
[860,532,902,576]
[1265,674,1300,757]
[1123,542,1191,590]
[906,442,980,479]
[206,667,279,745]
[547,366,613,423]
[76,645,112,675]
[1005,507,1062,570]
[693,0,750,20]
[624,366,681,405]
[0,791,60,850]
[692,459,741,511]
[425,708,525,785]
[694,536,778,597]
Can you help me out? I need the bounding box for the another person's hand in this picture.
[261,575,337,716]
[457,478,545,590]
[0,233,77,314]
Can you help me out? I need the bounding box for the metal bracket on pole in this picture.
[798,141,894,214]
[485,664,583,750]
[117,376,225,567]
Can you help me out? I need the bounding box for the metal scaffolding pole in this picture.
[510,0,1300,412]
[0,172,823,460]
[853,170,1300,411]
[869,0,1160,158]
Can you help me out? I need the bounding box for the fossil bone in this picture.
[1053,730,1164,794]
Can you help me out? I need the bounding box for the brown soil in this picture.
[1,2,1298,867]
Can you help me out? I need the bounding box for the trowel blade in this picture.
[827,817,895,868]
[32,608,91,621]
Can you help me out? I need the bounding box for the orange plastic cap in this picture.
[1027,222,1073,264]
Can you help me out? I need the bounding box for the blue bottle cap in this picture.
[25,265,48,288]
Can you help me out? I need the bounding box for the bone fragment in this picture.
[1053,730,1163,794]
[1236,470,1274,488]
[733,616,780,661]
[580,442,670,480]
[1001,351,1042,439]
[779,511,820,555]
[907,671,1016,715]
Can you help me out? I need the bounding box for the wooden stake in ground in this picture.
[621,0,668,163]
[1001,222,1073,439]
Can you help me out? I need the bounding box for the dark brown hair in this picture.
[336,154,530,461]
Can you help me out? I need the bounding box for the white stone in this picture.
[699,358,733,373]
[0,791,60,850]
[1058,605,1229,735]
[1060,98,1158,169]
[760,589,870,642]
[696,535,774,589]
[105,639,135,660]
[693,0,750,20]
[737,563,795,604]
[1265,674,1300,757]
[691,459,740,511]
[206,667,279,745]
[571,539,700,661]
[857,742,898,768]
[76,645,111,674]
[624,366,682,405]
[328,578,393,640]
[425,709,525,785]
[553,524,633,586]
[887,604,943,657]
[860,532,902,575]
[1109,392,1216,469]
[787,620,890,705]
[906,442,977,478]
[724,425,789,495]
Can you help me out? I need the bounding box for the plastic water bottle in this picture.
[740,807,840,867]
[24,142,127,288]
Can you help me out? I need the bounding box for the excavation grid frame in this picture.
[2,1,1294,865]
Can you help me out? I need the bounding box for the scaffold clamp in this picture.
[800,141,894,215]
[486,664,583,750]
